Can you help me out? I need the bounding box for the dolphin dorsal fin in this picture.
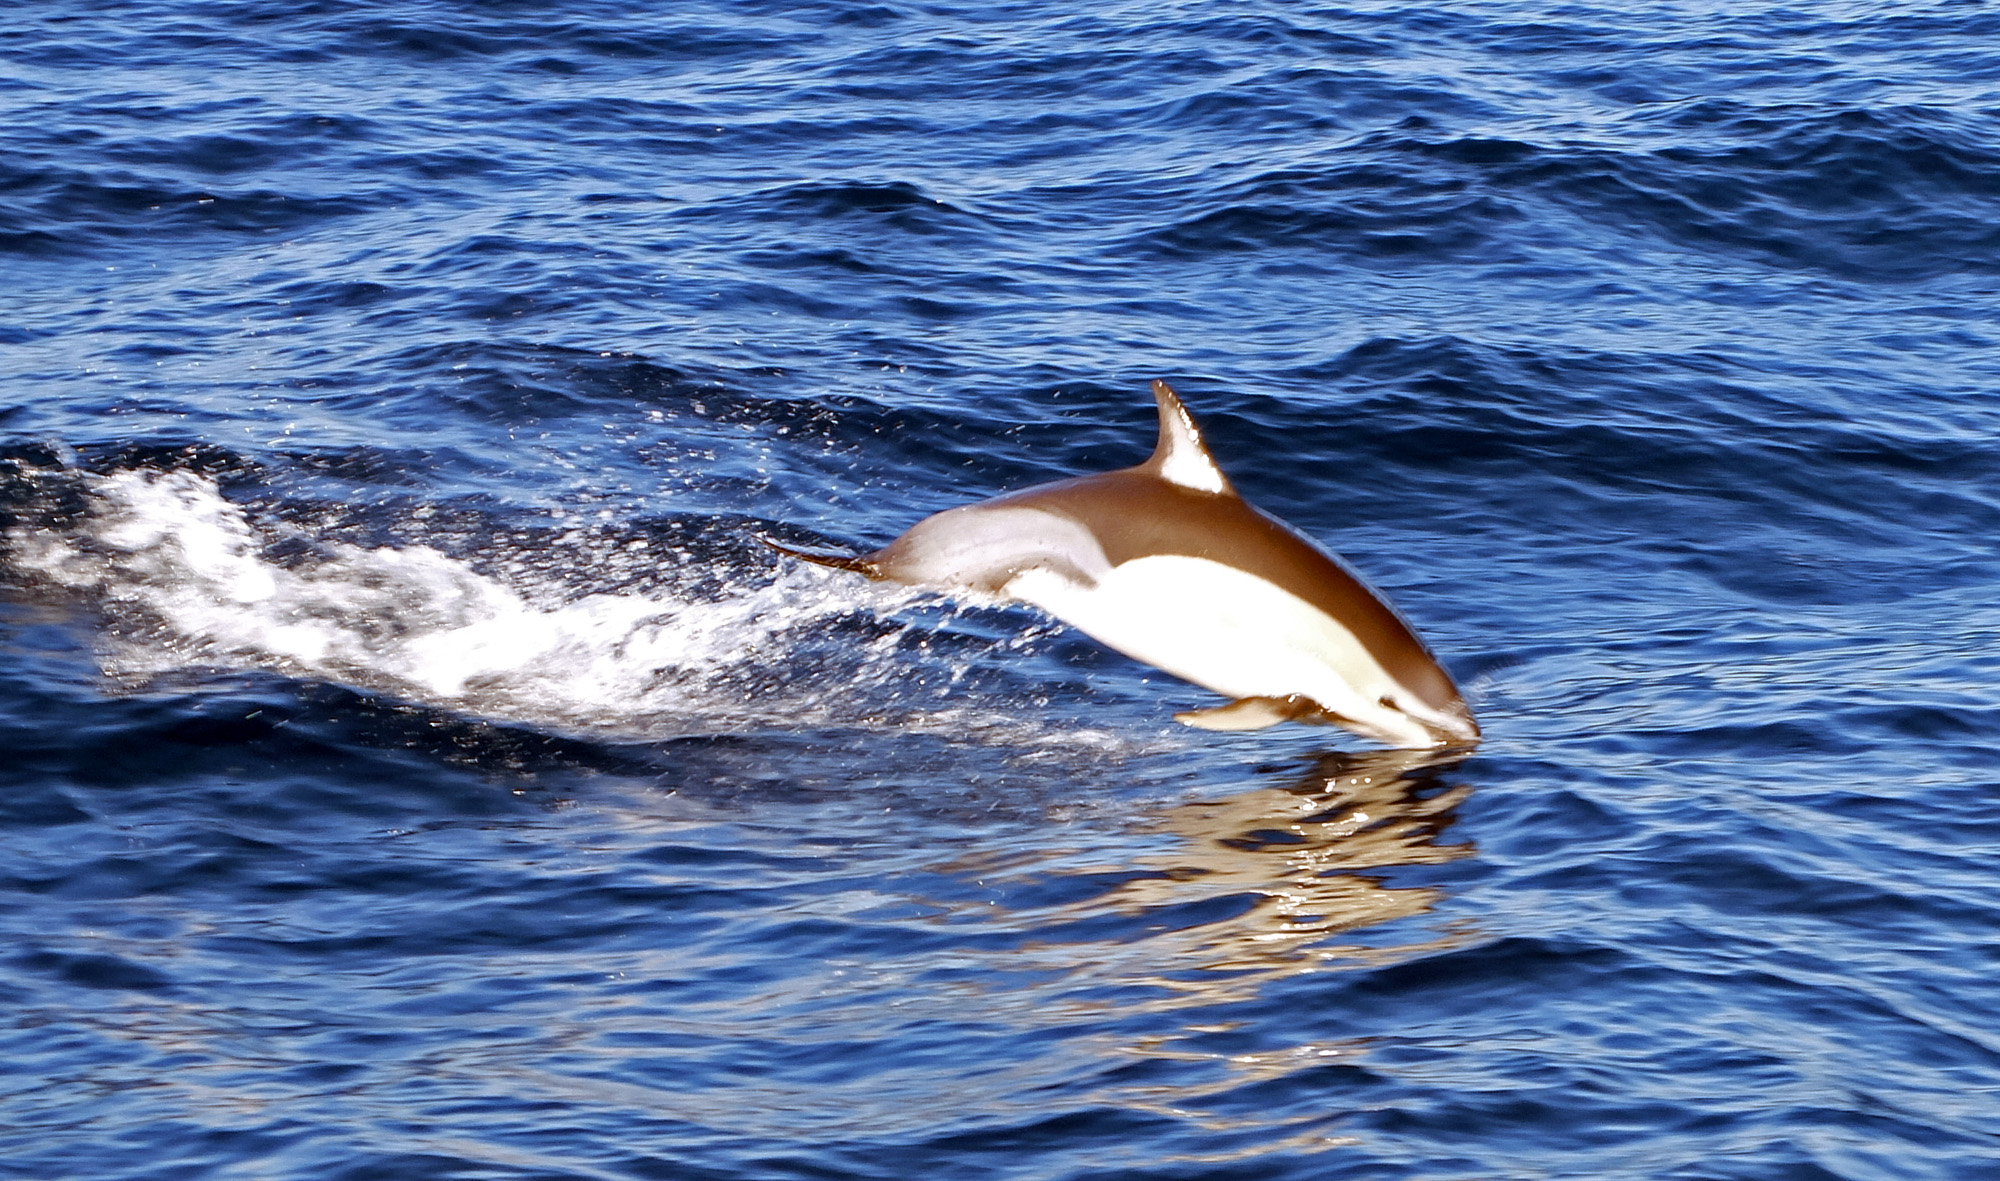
[1144,379,1233,494]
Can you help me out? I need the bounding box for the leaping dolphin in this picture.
[770,380,1479,749]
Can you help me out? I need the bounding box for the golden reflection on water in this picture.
[1112,752,1472,968]
[918,745,1482,1160]
[1123,746,1477,974]
[937,746,1479,992]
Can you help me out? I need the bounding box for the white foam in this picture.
[15,469,1133,746]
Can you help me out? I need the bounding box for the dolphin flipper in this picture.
[1173,694,1324,731]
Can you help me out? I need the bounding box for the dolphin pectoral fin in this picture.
[754,534,883,579]
[1173,694,1321,731]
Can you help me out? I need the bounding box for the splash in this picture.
[10,469,1116,744]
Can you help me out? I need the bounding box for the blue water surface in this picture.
[5,2,2000,1178]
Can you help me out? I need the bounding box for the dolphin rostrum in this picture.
[770,380,1479,748]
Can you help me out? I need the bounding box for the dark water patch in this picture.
[330,20,517,62]
[1130,166,1528,267]
[313,340,640,426]
[413,231,607,276]
[0,781,91,829]
[1832,701,2000,746]
[12,949,175,993]
[1161,12,1391,59]
[1119,105,2000,282]
[0,164,380,257]
[68,439,268,487]
[1343,935,1633,1010]
[1454,103,2000,281]
[99,118,372,177]
[1249,334,2000,580]
[685,179,986,238]
[1594,104,2000,280]
[271,444,443,491]
[2,682,553,816]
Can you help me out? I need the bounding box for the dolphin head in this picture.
[1338,684,1481,749]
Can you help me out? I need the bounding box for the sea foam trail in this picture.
[11,470,1097,743]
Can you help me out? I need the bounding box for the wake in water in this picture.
[4,467,1119,745]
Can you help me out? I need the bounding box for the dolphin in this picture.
[770,380,1479,748]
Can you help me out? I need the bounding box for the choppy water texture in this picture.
[5,2,2000,1178]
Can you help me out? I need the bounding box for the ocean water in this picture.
[5,1,2000,1177]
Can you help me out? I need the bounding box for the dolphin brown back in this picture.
[987,469,1465,717]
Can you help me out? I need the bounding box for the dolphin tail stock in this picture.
[752,532,884,578]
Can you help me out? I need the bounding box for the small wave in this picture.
[1113,102,2000,282]
[672,179,987,243]
[1243,332,2000,594]
[1132,182,1524,265]
[1447,103,2000,282]
[0,159,378,257]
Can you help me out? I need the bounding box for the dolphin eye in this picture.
[1378,695,1401,712]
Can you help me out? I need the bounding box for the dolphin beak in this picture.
[1425,708,1482,748]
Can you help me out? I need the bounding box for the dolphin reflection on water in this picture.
[927,746,1479,995]
[770,381,1479,749]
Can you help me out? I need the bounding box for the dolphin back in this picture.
[998,470,1468,726]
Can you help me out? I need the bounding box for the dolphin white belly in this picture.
[1007,555,1434,746]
